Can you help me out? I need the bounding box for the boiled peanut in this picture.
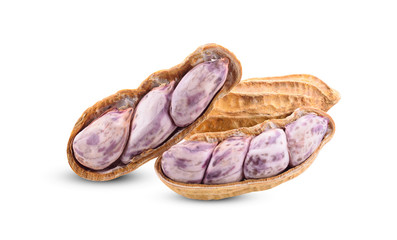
[67,43,242,181]
[170,58,229,127]
[73,61,228,170]
[161,141,217,184]
[244,129,289,179]
[159,111,331,185]
[120,82,176,164]
[285,114,328,167]
[203,136,251,184]
[72,108,133,170]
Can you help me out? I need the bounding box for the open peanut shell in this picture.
[155,107,335,200]
[67,43,242,181]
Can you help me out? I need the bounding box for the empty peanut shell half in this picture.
[67,43,242,181]
[155,107,335,200]
[190,74,340,134]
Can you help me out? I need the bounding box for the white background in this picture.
[1,0,396,239]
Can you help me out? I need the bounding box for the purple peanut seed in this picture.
[203,136,251,184]
[244,129,289,179]
[73,108,133,170]
[285,114,328,167]
[170,58,229,127]
[120,82,177,164]
[161,141,217,184]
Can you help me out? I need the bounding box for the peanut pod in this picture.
[67,43,242,181]
[155,107,335,200]
[190,74,340,134]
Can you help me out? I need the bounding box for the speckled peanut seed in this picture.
[120,82,176,164]
[73,108,133,170]
[161,141,217,184]
[244,129,289,179]
[203,136,251,184]
[170,58,229,127]
[286,114,328,167]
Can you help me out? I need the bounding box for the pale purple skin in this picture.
[73,108,133,170]
[285,114,328,167]
[120,82,177,164]
[203,136,251,184]
[244,129,289,179]
[161,141,217,184]
[170,58,229,127]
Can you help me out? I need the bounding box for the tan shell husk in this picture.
[155,107,335,200]
[190,74,340,134]
[67,43,242,181]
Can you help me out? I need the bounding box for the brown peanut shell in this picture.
[190,74,340,134]
[67,43,242,181]
[155,107,335,200]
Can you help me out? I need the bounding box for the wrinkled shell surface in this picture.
[155,107,335,200]
[191,74,340,134]
[67,43,242,181]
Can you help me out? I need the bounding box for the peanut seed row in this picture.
[161,113,329,184]
[72,58,229,170]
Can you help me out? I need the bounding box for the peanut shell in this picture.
[190,74,340,134]
[67,43,242,181]
[155,107,335,200]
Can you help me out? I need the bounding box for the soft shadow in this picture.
[161,191,258,204]
[60,170,146,185]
